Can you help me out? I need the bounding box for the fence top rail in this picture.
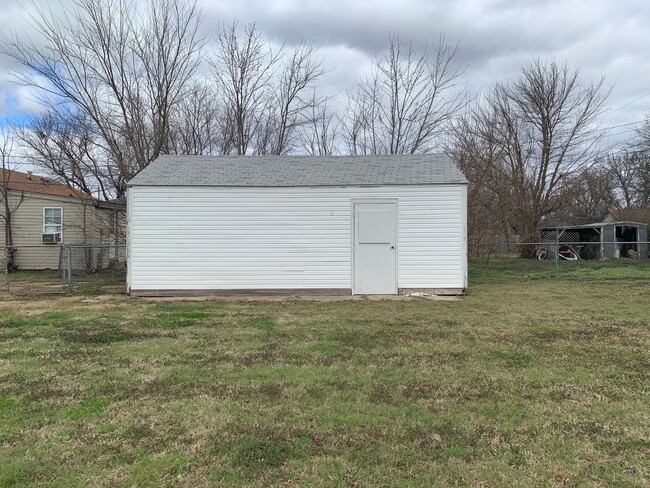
[64,244,126,249]
[472,241,650,246]
[0,243,126,249]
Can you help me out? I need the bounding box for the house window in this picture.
[43,207,63,240]
[108,211,117,234]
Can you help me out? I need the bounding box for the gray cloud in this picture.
[2,0,649,145]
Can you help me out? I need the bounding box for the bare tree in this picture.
[16,110,115,200]
[343,34,465,155]
[606,151,650,208]
[3,0,205,198]
[266,42,326,155]
[604,116,650,208]
[167,81,230,155]
[636,156,650,207]
[449,123,513,249]
[553,165,619,225]
[606,152,639,208]
[0,127,24,249]
[253,42,325,155]
[212,22,277,155]
[452,59,610,241]
[628,116,650,206]
[636,114,650,154]
[211,22,326,155]
[299,96,340,155]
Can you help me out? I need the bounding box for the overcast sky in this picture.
[2,0,649,149]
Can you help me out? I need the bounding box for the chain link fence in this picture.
[470,240,649,260]
[470,240,650,280]
[1,244,126,296]
[2,240,649,296]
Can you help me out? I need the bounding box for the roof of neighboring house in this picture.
[1,169,95,200]
[127,154,467,187]
[605,208,650,226]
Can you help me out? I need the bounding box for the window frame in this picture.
[43,207,64,241]
[108,210,117,235]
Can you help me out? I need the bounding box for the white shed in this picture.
[126,155,468,296]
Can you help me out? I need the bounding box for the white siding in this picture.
[127,185,466,291]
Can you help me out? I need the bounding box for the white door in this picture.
[353,202,397,294]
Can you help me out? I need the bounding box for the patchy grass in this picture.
[0,262,649,486]
[1,269,126,296]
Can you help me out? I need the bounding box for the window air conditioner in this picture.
[42,233,62,244]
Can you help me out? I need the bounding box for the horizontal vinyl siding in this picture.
[128,185,466,291]
[4,191,113,269]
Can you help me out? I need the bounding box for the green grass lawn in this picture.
[1,262,649,486]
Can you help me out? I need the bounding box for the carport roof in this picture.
[127,154,467,187]
[541,221,648,231]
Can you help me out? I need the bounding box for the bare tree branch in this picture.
[298,95,340,155]
[343,33,466,155]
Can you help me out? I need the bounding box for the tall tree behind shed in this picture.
[211,22,326,155]
[453,60,610,242]
[343,34,466,155]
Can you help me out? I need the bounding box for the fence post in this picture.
[67,245,73,291]
[1,247,8,293]
[61,245,67,290]
[554,231,559,278]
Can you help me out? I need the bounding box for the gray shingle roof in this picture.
[127,154,467,187]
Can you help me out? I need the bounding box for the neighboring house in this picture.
[604,208,650,226]
[127,154,468,296]
[0,169,125,270]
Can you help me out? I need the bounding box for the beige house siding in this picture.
[2,190,122,270]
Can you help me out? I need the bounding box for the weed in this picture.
[232,432,309,469]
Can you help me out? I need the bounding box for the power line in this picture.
[603,127,640,139]
[602,91,650,117]
[606,120,643,130]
